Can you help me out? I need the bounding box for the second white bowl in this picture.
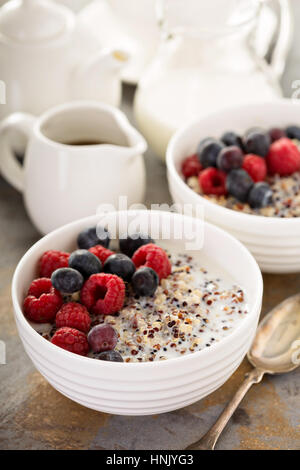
[167,99,300,273]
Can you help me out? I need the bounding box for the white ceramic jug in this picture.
[0,101,147,234]
[134,0,292,160]
[0,0,128,120]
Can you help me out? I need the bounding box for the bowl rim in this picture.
[12,210,263,369]
[166,98,300,228]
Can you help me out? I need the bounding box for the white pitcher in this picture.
[0,102,147,234]
[134,0,292,160]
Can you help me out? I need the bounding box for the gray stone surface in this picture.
[0,1,300,450]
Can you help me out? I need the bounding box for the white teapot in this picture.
[0,0,128,120]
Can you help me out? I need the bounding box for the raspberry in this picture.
[181,154,202,179]
[132,244,171,280]
[88,245,114,264]
[242,154,267,182]
[56,302,91,333]
[199,167,227,196]
[266,138,300,176]
[23,278,63,323]
[81,273,125,315]
[51,327,89,356]
[39,250,69,278]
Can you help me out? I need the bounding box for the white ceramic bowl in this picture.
[12,210,262,415]
[167,99,300,274]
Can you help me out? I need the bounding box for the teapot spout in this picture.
[72,49,129,107]
[108,49,130,70]
[89,49,129,72]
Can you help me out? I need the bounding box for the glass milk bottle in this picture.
[134,0,285,160]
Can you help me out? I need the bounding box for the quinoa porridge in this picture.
[97,252,249,362]
[24,229,249,363]
[187,171,300,218]
[30,250,249,363]
[181,125,300,218]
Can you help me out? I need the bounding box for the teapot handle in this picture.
[0,113,35,193]
[269,0,293,79]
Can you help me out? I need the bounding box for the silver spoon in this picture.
[186,293,300,450]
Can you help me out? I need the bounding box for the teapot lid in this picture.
[0,0,74,43]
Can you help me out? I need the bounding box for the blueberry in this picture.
[196,137,215,156]
[97,350,123,362]
[69,249,102,279]
[243,130,270,157]
[269,127,286,142]
[103,253,135,282]
[226,169,254,202]
[77,226,110,249]
[244,127,262,137]
[217,146,244,172]
[197,139,225,168]
[119,233,154,258]
[51,267,84,293]
[131,267,159,297]
[221,131,244,150]
[285,125,300,140]
[248,182,273,209]
[88,324,118,352]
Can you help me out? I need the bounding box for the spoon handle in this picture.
[186,367,265,450]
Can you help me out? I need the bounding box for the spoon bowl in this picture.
[248,294,300,374]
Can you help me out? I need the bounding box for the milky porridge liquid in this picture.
[98,241,250,362]
[134,68,281,160]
